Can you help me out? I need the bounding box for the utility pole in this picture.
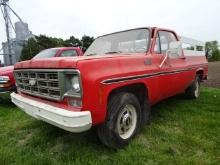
[1,0,13,65]
[0,0,31,66]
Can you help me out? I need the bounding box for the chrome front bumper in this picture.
[11,92,92,133]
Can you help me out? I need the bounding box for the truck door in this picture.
[153,30,187,99]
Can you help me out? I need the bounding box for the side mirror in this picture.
[159,41,182,68]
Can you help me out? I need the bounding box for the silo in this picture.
[15,21,30,41]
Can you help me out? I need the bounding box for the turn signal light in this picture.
[67,97,82,107]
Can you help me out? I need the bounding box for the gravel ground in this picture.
[203,61,220,88]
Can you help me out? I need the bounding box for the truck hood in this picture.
[14,55,129,69]
[0,65,15,82]
[0,65,14,75]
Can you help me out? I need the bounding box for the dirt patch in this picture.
[203,61,220,88]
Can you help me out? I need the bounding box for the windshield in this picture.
[85,29,150,56]
[33,48,59,59]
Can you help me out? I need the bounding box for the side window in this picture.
[60,50,78,57]
[154,31,177,55]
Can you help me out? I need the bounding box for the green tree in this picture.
[81,35,94,52]
[20,38,40,61]
[36,35,64,49]
[205,41,220,61]
[20,35,65,61]
[20,34,95,61]
[64,36,82,47]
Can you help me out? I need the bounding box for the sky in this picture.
[0,0,220,62]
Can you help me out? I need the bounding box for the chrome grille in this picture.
[14,70,62,100]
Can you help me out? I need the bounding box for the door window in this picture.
[60,50,78,57]
[154,31,178,55]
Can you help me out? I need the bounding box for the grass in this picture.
[0,87,220,165]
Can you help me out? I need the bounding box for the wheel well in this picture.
[196,70,204,80]
[108,83,148,108]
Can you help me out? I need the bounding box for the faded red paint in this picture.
[13,28,208,126]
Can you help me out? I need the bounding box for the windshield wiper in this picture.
[104,51,122,54]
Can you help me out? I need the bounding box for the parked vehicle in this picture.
[0,66,16,93]
[11,27,208,149]
[0,47,83,93]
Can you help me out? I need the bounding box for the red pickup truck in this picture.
[11,27,208,149]
[0,47,83,93]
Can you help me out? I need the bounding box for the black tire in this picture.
[185,76,201,99]
[97,92,141,149]
[140,99,151,126]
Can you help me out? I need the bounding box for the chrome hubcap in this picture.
[117,104,137,139]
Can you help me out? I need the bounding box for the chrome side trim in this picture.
[101,68,192,84]
[101,64,208,85]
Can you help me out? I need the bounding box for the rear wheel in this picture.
[185,76,201,99]
[97,92,141,149]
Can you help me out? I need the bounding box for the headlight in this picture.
[64,71,82,100]
[71,76,80,93]
[0,76,10,83]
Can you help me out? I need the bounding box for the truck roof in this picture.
[45,47,81,51]
[98,27,176,38]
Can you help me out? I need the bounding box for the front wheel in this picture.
[185,76,201,99]
[97,92,141,149]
